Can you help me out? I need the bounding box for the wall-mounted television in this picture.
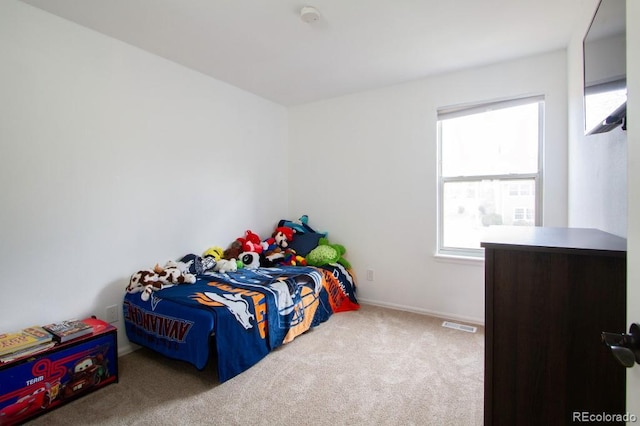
[583,0,626,135]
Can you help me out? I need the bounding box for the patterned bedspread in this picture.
[123,265,358,382]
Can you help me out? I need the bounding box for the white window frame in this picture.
[437,96,544,258]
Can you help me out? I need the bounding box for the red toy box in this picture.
[0,318,118,425]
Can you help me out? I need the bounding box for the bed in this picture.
[123,263,359,382]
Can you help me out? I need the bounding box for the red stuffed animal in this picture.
[236,230,264,254]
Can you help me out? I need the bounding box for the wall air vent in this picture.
[442,321,477,333]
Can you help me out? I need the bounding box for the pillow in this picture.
[278,216,327,237]
[288,232,323,256]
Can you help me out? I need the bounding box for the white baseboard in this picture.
[118,341,139,357]
[358,298,485,326]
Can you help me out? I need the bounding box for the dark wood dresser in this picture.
[481,227,626,425]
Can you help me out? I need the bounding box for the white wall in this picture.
[567,0,627,238]
[567,0,638,412]
[625,0,640,416]
[288,51,568,324]
[0,1,289,354]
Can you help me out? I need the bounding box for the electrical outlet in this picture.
[106,304,119,323]
[366,269,374,281]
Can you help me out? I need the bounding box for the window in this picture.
[513,207,534,222]
[437,96,543,257]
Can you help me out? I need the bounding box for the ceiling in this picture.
[20,0,585,106]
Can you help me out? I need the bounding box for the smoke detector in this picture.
[300,6,321,23]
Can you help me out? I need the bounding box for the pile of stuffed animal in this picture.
[125,260,197,302]
[126,216,351,301]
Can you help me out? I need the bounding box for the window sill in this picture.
[433,253,485,266]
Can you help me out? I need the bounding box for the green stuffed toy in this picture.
[306,238,351,269]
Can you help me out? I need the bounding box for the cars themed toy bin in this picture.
[0,318,118,425]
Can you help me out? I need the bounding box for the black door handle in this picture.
[602,323,640,368]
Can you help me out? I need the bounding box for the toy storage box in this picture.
[0,319,118,425]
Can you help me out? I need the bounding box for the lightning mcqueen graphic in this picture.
[0,380,60,425]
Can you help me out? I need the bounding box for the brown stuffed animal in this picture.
[223,240,243,260]
[126,261,195,301]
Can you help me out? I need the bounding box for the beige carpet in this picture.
[27,304,484,425]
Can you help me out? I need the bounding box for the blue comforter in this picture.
[124,265,355,382]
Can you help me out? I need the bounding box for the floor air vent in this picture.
[442,321,477,333]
